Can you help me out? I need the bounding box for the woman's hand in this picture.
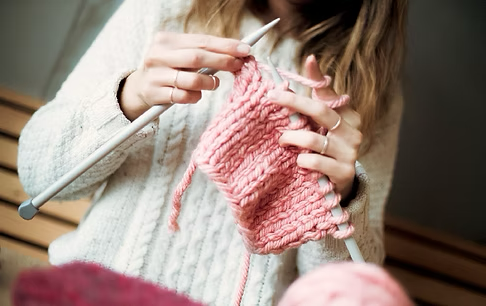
[268,55,362,200]
[119,32,251,121]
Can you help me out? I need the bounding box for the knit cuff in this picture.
[343,161,374,261]
[343,161,369,217]
[83,69,158,151]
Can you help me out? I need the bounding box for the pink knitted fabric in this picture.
[170,56,354,255]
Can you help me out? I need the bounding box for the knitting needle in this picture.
[18,18,280,220]
[267,57,365,263]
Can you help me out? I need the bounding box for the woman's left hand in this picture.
[267,55,362,200]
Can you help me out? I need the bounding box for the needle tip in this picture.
[242,18,280,46]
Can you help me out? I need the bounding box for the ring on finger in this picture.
[329,115,342,132]
[210,75,217,90]
[169,87,176,104]
[320,135,329,155]
[173,70,180,88]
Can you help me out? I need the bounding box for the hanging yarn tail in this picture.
[169,160,197,232]
[232,251,251,306]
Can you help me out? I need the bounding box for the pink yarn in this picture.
[278,262,414,306]
[170,56,353,254]
[233,252,251,306]
[169,56,356,305]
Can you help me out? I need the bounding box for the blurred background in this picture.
[0,0,485,305]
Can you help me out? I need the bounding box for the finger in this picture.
[279,130,336,158]
[146,67,220,91]
[268,90,345,131]
[170,88,203,104]
[279,130,358,162]
[335,105,361,130]
[297,153,356,187]
[145,48,243,72]
[153,32,251,57]
[141,86,202,106]
[304,54,335,99]
[304,54,323,82]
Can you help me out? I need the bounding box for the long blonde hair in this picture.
[182,0,408,144]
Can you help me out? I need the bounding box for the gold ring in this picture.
[210,75,217,91]
[329,115,342,132]
[320,136,329,155]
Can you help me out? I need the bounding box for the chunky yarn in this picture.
[12,261,413,306]
[278,262,414,306]
[170,56,355,305]
[170,56,353,255]
[12,262,203,306]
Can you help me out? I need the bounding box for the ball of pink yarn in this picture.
[278,262,413,306]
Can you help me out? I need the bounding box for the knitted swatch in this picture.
[170,56,354,255]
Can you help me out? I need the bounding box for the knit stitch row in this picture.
[170,56,353,255]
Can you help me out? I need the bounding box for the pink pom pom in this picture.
[278,262,413,306]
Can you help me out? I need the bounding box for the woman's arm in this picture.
[296,93,404,272]
[18,0,250,201]
[18,0,162,200]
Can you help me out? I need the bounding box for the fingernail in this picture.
[278,136,289,146]
[296,154,304,165]
[237,43,251,54]
[267,90,279,100]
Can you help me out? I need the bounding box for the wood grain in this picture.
[387,265,486,306]
[386,214,486,261]
[0,104,31,138]
[0,136,17,169]
[0,201,76,248]
[0,134,18,169]
[0,235,48,262]
[0,86,43,111]
[0,168,90,224]
[385,231,486,289]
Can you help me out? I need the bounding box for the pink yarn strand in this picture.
[326,94,350,109]
[169,160,197,232]
[233,252,251,306]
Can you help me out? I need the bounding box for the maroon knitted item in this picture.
[12,262,204,306]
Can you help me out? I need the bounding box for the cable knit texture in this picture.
[17,0,403,305]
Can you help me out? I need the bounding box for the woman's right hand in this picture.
[119,32,251,121]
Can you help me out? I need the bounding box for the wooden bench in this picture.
[0,87,90,263]
[1,86,486,305]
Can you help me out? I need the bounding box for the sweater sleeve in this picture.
[17,0,169,201]
[296,92,404,272]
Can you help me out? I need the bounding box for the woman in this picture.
[18,0,407,304]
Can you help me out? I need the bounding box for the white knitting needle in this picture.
[267,57,364,263]
[18,18,281,220]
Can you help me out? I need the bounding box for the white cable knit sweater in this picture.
[18,0,403,305]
